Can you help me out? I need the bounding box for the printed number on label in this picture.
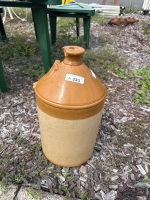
[65,74,84,84]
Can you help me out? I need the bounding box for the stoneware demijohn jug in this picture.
[34,46,106,167]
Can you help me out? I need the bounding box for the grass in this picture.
[91,12,108,25]
[143,29,150,35]
[0,182,8,194]
[141,21,150,35]
[123,6,140,14]
[26,187,40,199]
[114,123,146,147]
[0,34,38,59]
[144,176,150,184]
[128,65,150,104]
[83,46,127,80]
[0,131,91,198]
[0,138,49,185]
[0,34,44,80]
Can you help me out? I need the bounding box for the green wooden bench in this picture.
[47,1,95,48]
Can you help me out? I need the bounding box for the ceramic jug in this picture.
[34,46,106,167]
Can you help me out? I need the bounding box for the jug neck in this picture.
[62,46,85,66]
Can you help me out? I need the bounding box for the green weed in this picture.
[21,63,44,79]
[128,65,150,104]
[0,182,8,194]
[92,12,109,25]
[0,34,44,80]
[107,65,126,79]
[58,20,75,41]
[55,18,83,46]
[26,187,39,199]
[124,6,140,14]
[144,176,150,184]
[83,46,126,80]
[0,137,49,186]
[143,29,150,35]
[78,190,91,200]
[0,34,38,59]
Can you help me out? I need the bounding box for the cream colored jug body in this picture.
[34,46,106,167]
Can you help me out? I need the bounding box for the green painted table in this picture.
[47,2,95,48]
[0,0,52,73]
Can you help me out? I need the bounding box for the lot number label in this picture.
[65,74,84,84]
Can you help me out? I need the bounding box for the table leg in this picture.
[0,14,7,41]
[49,15,57,44]
[76,18,80,38]
[83,17,91,49]
[32,7,52,73]
[0,61,8,92]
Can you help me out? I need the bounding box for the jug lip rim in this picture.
[62,46,85,56]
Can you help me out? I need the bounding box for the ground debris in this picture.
[0,12,150,199]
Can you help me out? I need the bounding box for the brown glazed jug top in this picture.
[35,46,106,109]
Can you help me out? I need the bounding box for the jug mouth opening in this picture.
[62,46,85,56]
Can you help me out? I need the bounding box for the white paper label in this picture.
[90,70,96,78]
[65,74,84,84]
